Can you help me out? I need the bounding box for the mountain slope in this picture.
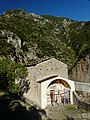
[0,9,90,70]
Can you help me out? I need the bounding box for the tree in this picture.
[0,59,29,96]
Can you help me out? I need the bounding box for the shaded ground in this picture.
[0,92,90,120]
[0,93,46,120]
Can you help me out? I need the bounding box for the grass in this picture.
[65,104,86,113]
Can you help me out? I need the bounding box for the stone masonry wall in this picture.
[24,58,68,107]
[28,58,68,82]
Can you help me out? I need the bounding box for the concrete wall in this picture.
[75,82,90,93]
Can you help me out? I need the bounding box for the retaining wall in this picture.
[75,82,90,93]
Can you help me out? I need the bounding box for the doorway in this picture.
[50,90,55,105]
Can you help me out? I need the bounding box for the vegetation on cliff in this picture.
[0,9,90,93]
[0,10,90,69]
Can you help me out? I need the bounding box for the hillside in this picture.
[0,9,90,70]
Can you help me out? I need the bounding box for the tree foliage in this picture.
[0,36,15,57]
[0,59,28,95]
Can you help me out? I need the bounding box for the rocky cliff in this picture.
[69,53,90,83]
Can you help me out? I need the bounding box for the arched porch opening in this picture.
[48,79,71,88]
[40,76,75,109]
[47,79,71,105]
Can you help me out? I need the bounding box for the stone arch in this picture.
[47,79,71,89]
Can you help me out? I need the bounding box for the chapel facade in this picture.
[24,58,75,109]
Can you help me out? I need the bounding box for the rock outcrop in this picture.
[69,54,90,83]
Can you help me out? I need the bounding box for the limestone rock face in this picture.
[0,30,21,48]
[0,30,39,64]
[69,54,90,83]
[0,30,23,62]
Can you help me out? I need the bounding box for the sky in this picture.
[0,0,90,21]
